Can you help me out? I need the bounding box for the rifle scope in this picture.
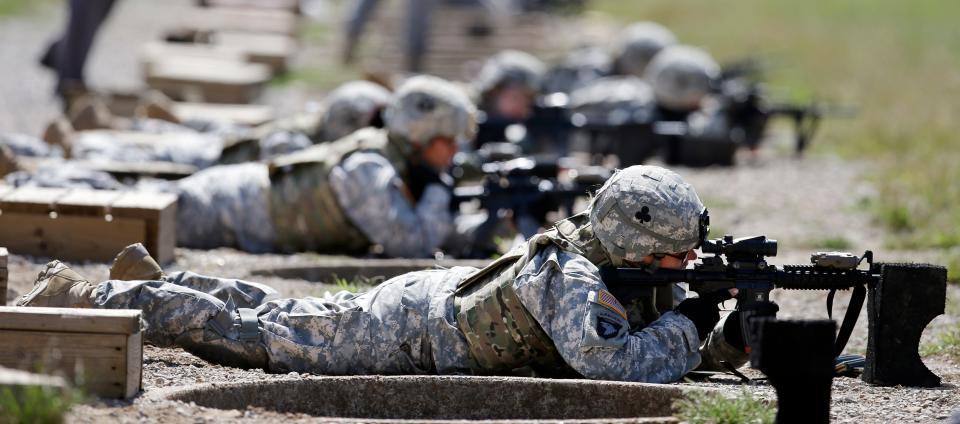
[702,235,778,259]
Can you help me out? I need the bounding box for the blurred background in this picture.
[0,0,958,278]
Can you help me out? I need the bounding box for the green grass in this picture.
[673,389,775,424]
[0,385,82,424]
[921,328,960,362]
[328,275,381,293]
[809,236,853,251]
[589,0,960,266]
[270,21,362,89]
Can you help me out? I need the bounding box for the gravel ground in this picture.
[2,2,959,423]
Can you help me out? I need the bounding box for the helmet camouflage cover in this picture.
[589,165,704,265]
[384,75,478,147]
[318,80,392,142]
[614,21,677,78]
[473,50,547,97]
[644,44,720,111]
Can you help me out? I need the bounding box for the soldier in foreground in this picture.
[16,165,745,383]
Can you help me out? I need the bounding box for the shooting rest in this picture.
[0,186,177,264]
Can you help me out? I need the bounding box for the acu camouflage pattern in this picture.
[590,165,704,265]
[384,75,478,147]
[614,22,677,77]
[316,81,391,142]
[267,127,408,253]
[454,246,573,376]
[473,50,547,96]
[644,45,721,112]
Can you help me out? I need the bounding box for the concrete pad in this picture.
[157,375,707,422]
[250,257,493,282]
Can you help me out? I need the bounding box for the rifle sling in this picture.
[834,284,866,357]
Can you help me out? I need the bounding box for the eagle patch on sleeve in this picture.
[581,290,630,350]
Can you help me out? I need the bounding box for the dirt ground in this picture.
[2,1,958,423]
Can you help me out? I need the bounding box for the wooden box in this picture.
[146,56,271,104]
[211,31,297,74]
[188,8,300,36]
[0,187,177,264]
[0,307,142,398]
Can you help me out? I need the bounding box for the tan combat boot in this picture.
[136,90,180,124]
[68,94,113,131]
[16,261,98,308]
[0,144,21,177]
[109,243,164,281]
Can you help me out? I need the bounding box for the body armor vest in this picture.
[267,128,408,253]
[454,212,609,374]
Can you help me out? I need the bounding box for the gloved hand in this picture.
[407,162,453,201]
[674,289,735,341]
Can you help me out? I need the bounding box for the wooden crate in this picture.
[0,307,142,399]
[187,8,300,36]
[199,0,300,13]
[0,248,6,306]
[211,31,298,74]
[0,187,177,264]
[146,56,271,103]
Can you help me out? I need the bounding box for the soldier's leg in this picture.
[96,278,269,369]
[175,163,276,253]
[161,271,279,309]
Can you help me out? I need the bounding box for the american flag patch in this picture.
[590,289,628,320]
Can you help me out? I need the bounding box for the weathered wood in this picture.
[0,307,142,398]
[187,8,300,36]
[19,157,197,180]
[0,307,141,334]
[199,0,300,13]
[173,102,273,126]
[211,31,297,73]
[0,187,177,263]
[251,258,492,282]
[146,56,271,103]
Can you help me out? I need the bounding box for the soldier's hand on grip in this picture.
[674,288,734,342]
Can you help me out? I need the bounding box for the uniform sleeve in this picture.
[513,246,702,383]
[329,152,453,258]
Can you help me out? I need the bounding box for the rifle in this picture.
[451,157,608,258]
[600,224,947,387]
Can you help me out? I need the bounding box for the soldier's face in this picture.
[422,136,458,171]
[493,86,534,120]
[636,249,697,270]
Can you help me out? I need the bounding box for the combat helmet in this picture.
[473,50,547,98]
[613,22,678,78]
[317,81,392,142]
[644,45,720,111]
[384,75,478,147]
[589,165,705,266]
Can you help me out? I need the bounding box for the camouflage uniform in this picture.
[89,165,746,382]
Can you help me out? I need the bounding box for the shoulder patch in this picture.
[588,289,628,321]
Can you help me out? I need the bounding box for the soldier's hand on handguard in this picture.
[674,288,737,342]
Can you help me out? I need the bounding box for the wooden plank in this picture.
[146,56,270,103]
[0,330,140,398]
[200,0,300,13]
[187,8,300,36]
[172,102,273,126]
[0,307,141,334]
[140,42,246,75]
[210,31,297,73]
[125,332,142,399]
[0,212,147,262]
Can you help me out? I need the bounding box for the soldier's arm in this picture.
[329,152,453,258]
[514,247,701,383]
